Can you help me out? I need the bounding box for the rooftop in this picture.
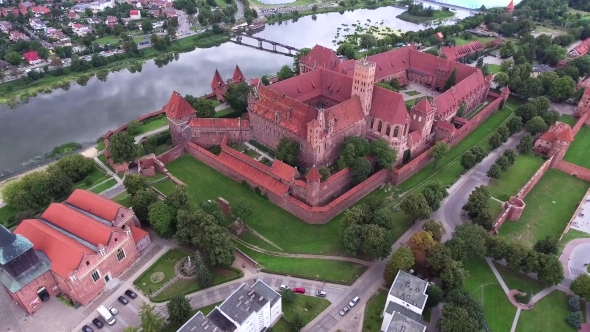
[177,310,236,332]
[389,271,428,310]
[219,283,269,324]
[386,311,427,332]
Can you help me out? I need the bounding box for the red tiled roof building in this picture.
[533,121,574,162]
[506,0,515,14]
[0,190,150,314]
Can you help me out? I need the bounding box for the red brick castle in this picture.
[161,45,506,223]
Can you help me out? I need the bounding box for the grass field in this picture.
[95,35,120,45]
[533,25,568,36]
[151,178,177,195]
[564,127,590,169]
[455,36,496,46]
[362,290,387,332]
[74,163,108,190]
[488,199,504,220]
[112,192,132,207]
[516,290,576,332]
[487,154,545,200]
[558,114,576,126]
[493,261,545,295]
[235,243,366,285]
[280,291,331,328]
[90,178,117,193]
[463,257,516,332]
[486,63,501,74]
[396,9,454,23]
[570,7,590,16]
[498,169,590,247]
[135,115,168,136]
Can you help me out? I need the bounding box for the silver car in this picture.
[339,306,350,316]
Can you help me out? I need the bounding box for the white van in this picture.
[97,305,116,325]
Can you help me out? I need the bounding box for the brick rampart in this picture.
[102,110,165,139]
[451,96,503,145]
[572,112,589,136]
[319,168,353,205]
[157,145,185,164]
[390,145,436,185]
[555,160,590,182]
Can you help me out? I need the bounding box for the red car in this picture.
[293,288,305,294]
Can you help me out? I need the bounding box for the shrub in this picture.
[514,292,532,304]
[282,289,295,303]
[566,311,583,329]
[84,176,93,186]
[568,296,581,312]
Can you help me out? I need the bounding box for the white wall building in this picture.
[89,0,115,12]
[178,280,282,332]
[381,271,428,332]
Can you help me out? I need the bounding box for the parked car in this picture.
[92,318,103,328]
[125,289,137,299]
[117,296,129,305]
[279,285,289,291]
[348,296,360,307]
[316,291,327,297]
[108,306,118,315]
[339,306,350,316]
[293,288,305,294]
[81,325,94,332]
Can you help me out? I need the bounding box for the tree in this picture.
[194,98,216,118]
[276,137,299,166]
[533,236,558,255]
[470,146,487,162]
[460,151,477,170]
[359,34,377,49]
[495,155,510,172]
[497,125,510,142]
[179,210,235,266]
[282,289,295,303]
[443,68,457,91]
[536,253,564,286]
[336,43,356,59]
[341,224,363,256]
[439,259,469,290]
[52,154,94,183]
[233,198,253,223]
[132,188,158,223]
[493,72,510,87]
[277,65,294,81]
[443,289,487,329]
[123,174,150,196]
[567,311,584,329]
[549,76,575,102]
[571,274,590,300]
[430,141,450,170]
[362,224,390,259]
[139,303,165,332]
[167,295,191,325]
[109,132,136,163]
[383,247,415,285]
[124,327,140,332]
[292,47,310,73]
[148,201,173,237]
[165,185,190,219]
[507,116,523,135]
[438,304,479,332]
[200,200,227,226]
[488,132,503,149]
[446,222,488,262]
[127,120,141,136]
[350,157,371,185]
[503,149,516,166]
[197,264,213,288]
[421,181,448,212]
[425,284,443,309]
[423,220,446,242]
[400,192,432,221]
[5,52,23,66]
[569,296,581,312]
[407,231,436,263]
[290,314,304,332]
[370,138,397,170]
[525,116,548,134]
[225,82,250,112]
[517,133,533,154]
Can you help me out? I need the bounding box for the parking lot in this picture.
[77,289,144,332]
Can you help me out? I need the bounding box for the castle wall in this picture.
[157,145,185,164]
[9,270,59,314]
[189,127,251,148]
[319,168,353,205]
[555,160,590,182]
[390,141,440,185]
[451,95,502,145]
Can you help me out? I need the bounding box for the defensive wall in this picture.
[102,110,165,140]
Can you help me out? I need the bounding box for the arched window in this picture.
[377,121,382,132]
[370,118,374,129]
[386,125,391,136]
[404,124,408,136]
[393,126,399,137]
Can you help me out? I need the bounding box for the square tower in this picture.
[352,59,376,116]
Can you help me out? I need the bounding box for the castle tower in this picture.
[163,91,197,147]
[549,123,574,166]
[573,87,590,119]
[351,59,376,116]
[410,98,436,138]
[506,0,514,14]
[305,166,321,207]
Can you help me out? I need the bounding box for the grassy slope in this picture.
[112,192,132,207]
[498,169,590,247]
[90,178,117,193]
[280,291,331,325]
[558,114,576,126]
[564,127,590,169]
[362,290,387,332]
[455,36,496,46]
[516,290,576,332]
[487,153,545,200]
[492,261,545,295]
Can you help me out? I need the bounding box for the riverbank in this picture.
[0,33,229,107]
[396,9,455,23]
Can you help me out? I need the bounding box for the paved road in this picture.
[234,0,244,19]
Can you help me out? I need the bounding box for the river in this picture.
[0,5,475,179]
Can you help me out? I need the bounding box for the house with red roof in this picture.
[68,10,80,20]
[0,189,150,314]
[9,31,30,42]
[130,9,141,19]
[440,40,485,62]
[534,121,574,157]
[31,6,50,16]
[23,51,42,65]
[0,8,20,17]
[568,37,590,58]
[0,21,13,33]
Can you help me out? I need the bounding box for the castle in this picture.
[161,45,505,222]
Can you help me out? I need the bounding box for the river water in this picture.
[0,5,475,179]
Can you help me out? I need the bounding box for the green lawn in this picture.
[74,163,108,190]
[134,249,189,296]
[155,143,174,155]
[486,63,501,74]
[405,90,420,96]
[493,261,545,295]
[487,154,545,201]
[559,228,590,250]
[463,257,516,332]
[238,231,281,252]
[280,291,331,328]
[90,178,117,193]
[215,107,237,117]
[96,140,106,152]
[135,115,168,136]
[488,199,504,220]
[405,97,425,108]
[498,169,590,247]
[516,290,576,332]
[164,155,344,255]
[96,34,120,45]
[533,25,568,36]
[151,178,177,195]
[112,192,132,207]
[0,205,16,227]
[455,36,496,46]
[558,114,576,126]
[235,243,367,285]
[363,290,387,332]
[564,126,590,169]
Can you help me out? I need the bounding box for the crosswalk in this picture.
[570,267,587,277]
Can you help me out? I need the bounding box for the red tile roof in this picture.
[539,122,574,143]
[306,165,321,182]
[506,0,514,10]
[410,130,422,144]
[414,98,433,113]
[211,69,226,90]
[41,203,117,247]
[441,41,484,61]
[269,68,353,104]
[300,44,341,72]
[435,69,486,116]
[435,32,444,39]
[65,189,122,222]
[370,86,410,125]
[31,6,50,13]
[130,9,139,15]
[23,51,39,62]
[163,91,196,119]
[130,225,149,243]
[188,118,249,129]
[436,121,455,132]
[15,219,93,278]
[270,159,296,182]
[232,65,245,83]
[327,97,365,131]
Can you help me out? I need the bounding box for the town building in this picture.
[29,18,46,30]
[9,30,30,42]
[23,51,42,65]
[506,0,514,14]
[70,23,91,36]
[534,121,574,161]
[440,40,484,62]
[130,9,141,19]
[0,189,150,314]
[106,15,118,25]
[0,8,20,16]
[568,37,590,58]
[177,280,281,332]
[381,271,428,332]
[89,0,115,12]
[68,11,80,20]
[0,21,12,32]
[31,6,50,16]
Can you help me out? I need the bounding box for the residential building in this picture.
[9,31,30,42]
[89,0,115,12]
[163,7,177,17]
[0,21,12,32]
[568,37,590,58]
[23,51,42,65]
[68,11,80,20]
[87,17,102,24]
[381,271,428,332]
[31,6,51,16]
[106,15,118,25]
[177,280,282,332]
[0,189,150,314]
[0,8,20,16]
[0,60,10,70]
[71,23,91,36]
[130,9,141,19]
[29,18,46,30]
[71,4,90,12]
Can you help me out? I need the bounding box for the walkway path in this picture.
[244,142,275,161]
[510,308,521,332]
[215,102,231,111]
[134,125,168,144]
[486,258,510,294]
[93,156,123,185]
[559,238,590,279]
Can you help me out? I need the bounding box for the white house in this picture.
[89,0,114,12]
[177,280,282,332]
[29,18,46,30]
[130,9,141,19]
[381,271,428,332]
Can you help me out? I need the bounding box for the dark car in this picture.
[92,318,103,329]
[118,296,129,305]
[125,289,137,299]
[81,325,94,332]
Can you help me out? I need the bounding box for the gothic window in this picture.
[386,125,391,136]
[377,121,382,132]
[394,126,399,137]
[91,270,100,282]
[117,248,125,261]
[370,118,374,129]
[404,124,408,135]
